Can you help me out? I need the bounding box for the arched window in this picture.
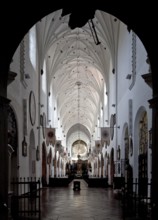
[29,25,37,71]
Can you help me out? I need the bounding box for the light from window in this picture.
[29,26,37,70]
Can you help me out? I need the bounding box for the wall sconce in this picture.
[25,73,30,79]
[124,137,128,145]
[149,129,152,148]
[41,69,43,75]
[88,19,101,45]
[117,146,121,160]
[126,74,132,79]
[111,126,120,129]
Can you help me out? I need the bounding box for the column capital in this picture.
[148,96,158,109]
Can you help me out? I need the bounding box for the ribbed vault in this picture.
[36,9,120,156]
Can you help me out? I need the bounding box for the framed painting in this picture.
[22,136,27,157]
[29,91,36,126]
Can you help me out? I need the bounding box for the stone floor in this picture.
[40,179,123,220]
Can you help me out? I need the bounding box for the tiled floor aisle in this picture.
[40,179,123,220]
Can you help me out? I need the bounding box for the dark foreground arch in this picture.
[0,2,158,89]
[0,2,158,220]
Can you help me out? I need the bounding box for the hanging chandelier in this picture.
[88,19,101,45]
[76,81,82,159]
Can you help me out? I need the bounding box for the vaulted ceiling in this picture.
[35,9,120,156]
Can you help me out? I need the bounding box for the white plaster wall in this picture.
[8,30,42,180]
[116,22,152,179]
[106,58,117,164]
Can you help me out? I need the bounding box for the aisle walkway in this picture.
[41,179,123,220]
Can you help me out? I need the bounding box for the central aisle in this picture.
[41,179,123,220]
